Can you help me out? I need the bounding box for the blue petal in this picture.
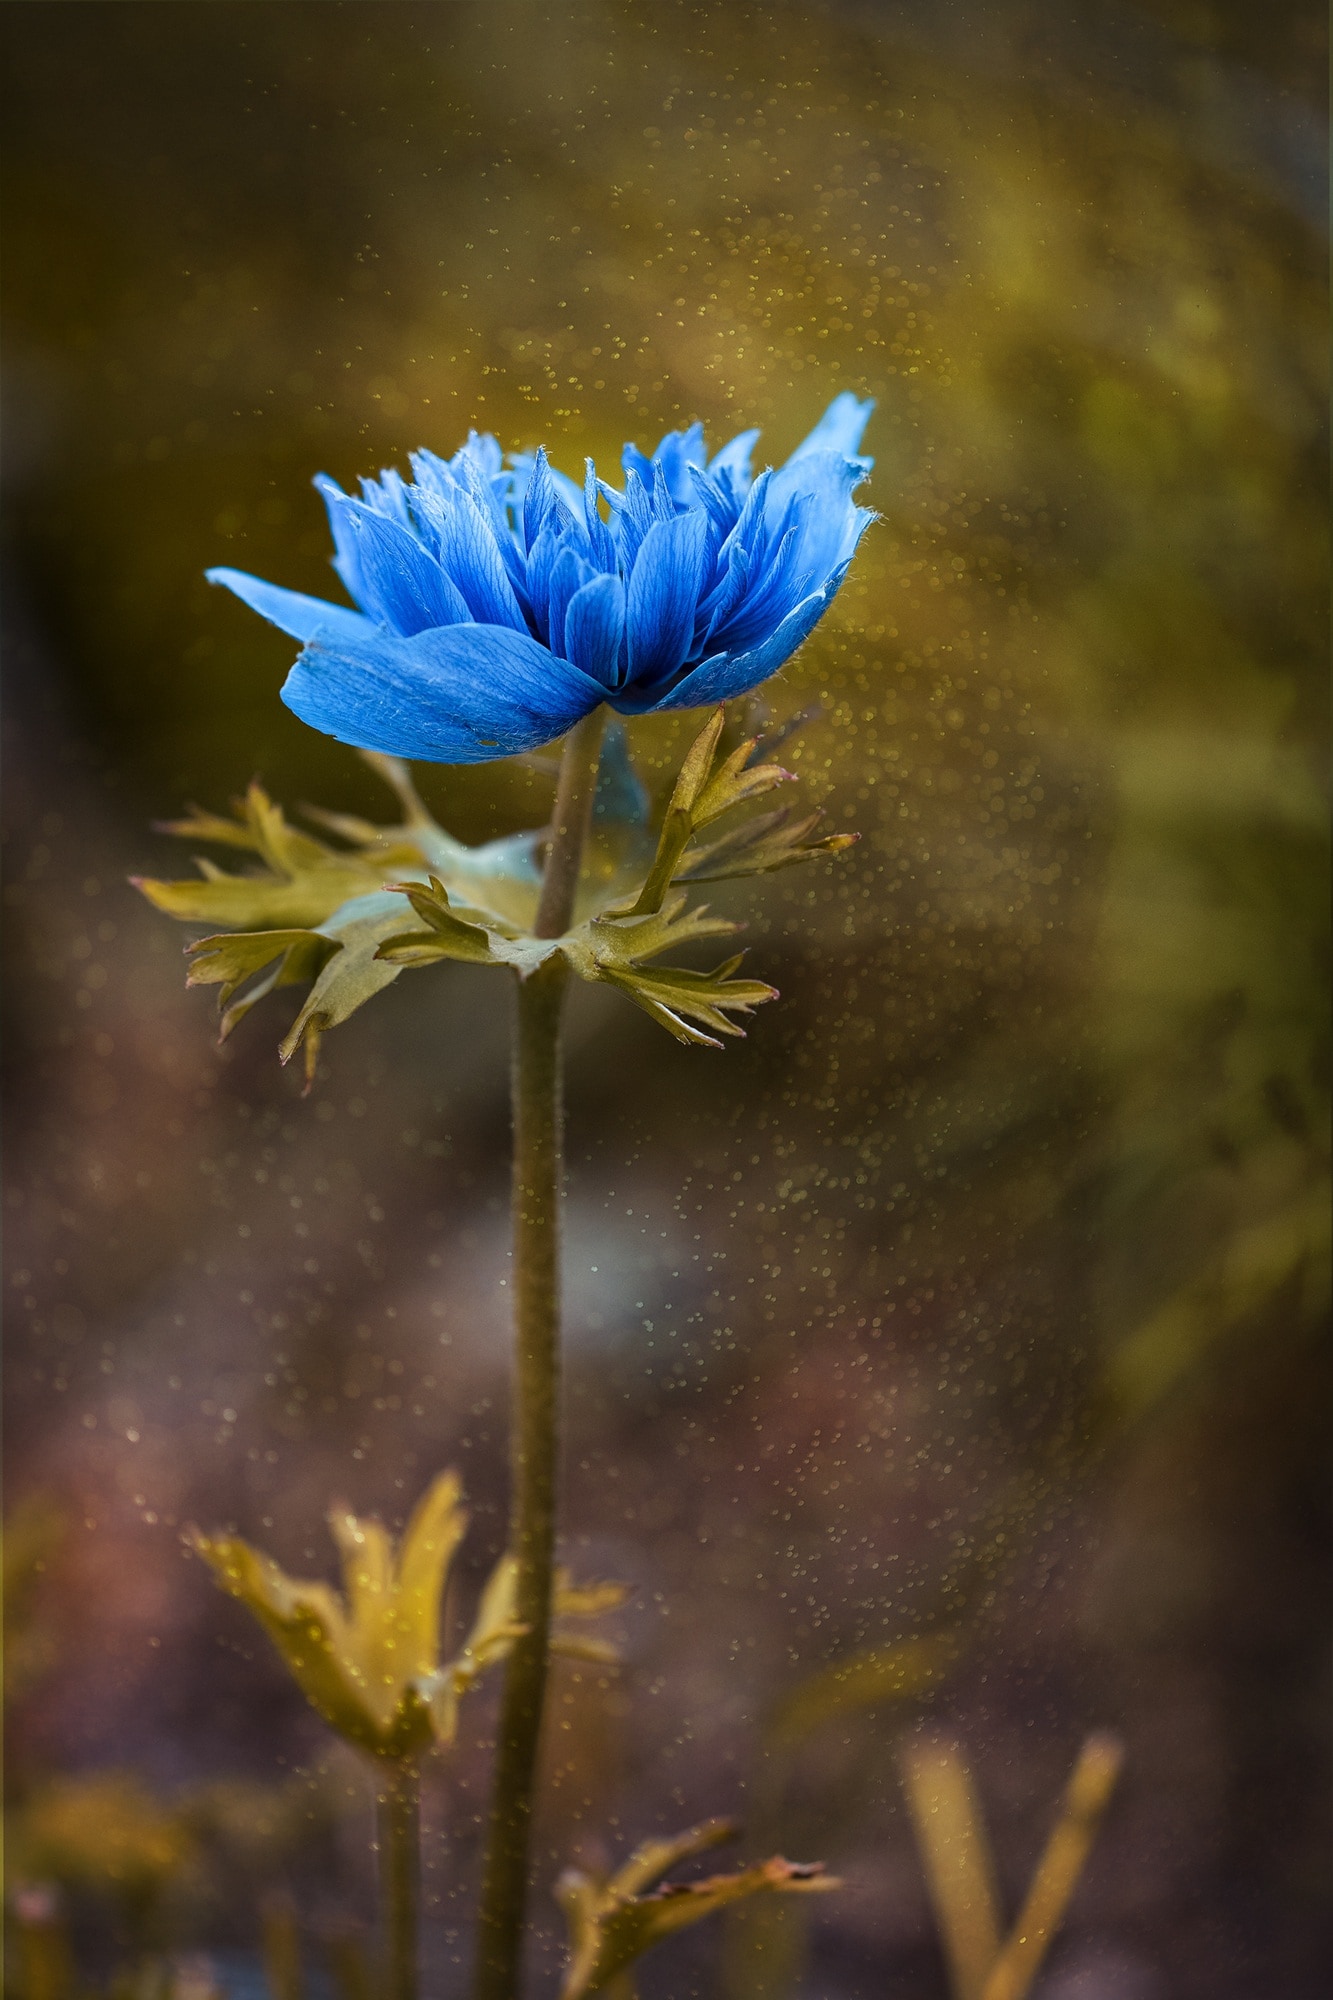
[420,487,529,632]
[522,448,561,554]
[449,430,505,484]
[620,441,657,490]
[444,452,534,614]
[563,573,626,688]
[622,581,838,715]
[583,460,617,573]
[707,426,761,481]
[206,567,376,644]
[763,452,874,587]
[358,467,415,530]
[648,422,708,506]
[343,507,471,635]
[523,526,563,643]
[625,508,710,686]
[612,467,656,578]
[705,519,810,656]
[546,544,595,659]
[788,392,875,464]
[315,474,371,608]
[282,623,602,763]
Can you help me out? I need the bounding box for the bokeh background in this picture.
[2,3,1328,1996]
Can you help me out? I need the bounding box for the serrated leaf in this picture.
[609,706,856,918]
[677,805,858,885]
[556,1820,836,2000]
[134,855,396,931]
[276,892,422,1083]
[598,958,778,1047]
[616,710,795,918]
[135,757,547,939]
[375,877,509,968]
[561,892,776,1048]
[184,929,339,1040]
[136,779,415,929]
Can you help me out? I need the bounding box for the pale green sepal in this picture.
[375,877,561,979]
[607,705,856,918]
[136,779,418,929]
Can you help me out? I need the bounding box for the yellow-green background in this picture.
[2,4,1327,1995]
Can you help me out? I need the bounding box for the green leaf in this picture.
[675,804,857,885]
[556,1820,835,2000]
[184,929,339,1040]
[375,877,514,968]
[562,892,776,1048]
[616,709,795,918]
[137,780,412,929]
[276,892,427,1085]
[135,755,549,937]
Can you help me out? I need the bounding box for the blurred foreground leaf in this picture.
[766,1630,961,1752]
[1107,1178,1331,1421]
[12,1772,194,1896]
[899,1731,1124,2000]
[556,1819,835,2000]
[2,1496,66,1706]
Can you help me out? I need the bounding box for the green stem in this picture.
[533,706,607,940]
[378,1761,420,2000]
[474,708,605,2000]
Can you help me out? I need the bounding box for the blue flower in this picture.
[207,394,874,763]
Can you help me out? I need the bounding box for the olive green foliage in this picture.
[556,1819,835,2000]
[137,708,855,1064]
[191,1470,626,1761]
[898,1732,1124,2000]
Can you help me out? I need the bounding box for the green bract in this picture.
[134,706,856,1074]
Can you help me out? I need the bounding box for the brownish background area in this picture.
[2,4,1327,1996]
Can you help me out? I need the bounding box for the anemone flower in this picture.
[207,393,874,763]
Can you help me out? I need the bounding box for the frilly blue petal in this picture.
[282,622,601,763]
[789,392,876,465]
[206,567,375,644]
[209,391,874,761]
[623,578,840,715]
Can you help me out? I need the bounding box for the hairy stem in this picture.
[474,711,604,2000]
[533,706,607,939]
[378,1761,420,2000]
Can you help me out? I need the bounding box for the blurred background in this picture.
[1,3,1327,1996]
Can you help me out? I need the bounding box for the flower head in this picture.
[207,394,874,763]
